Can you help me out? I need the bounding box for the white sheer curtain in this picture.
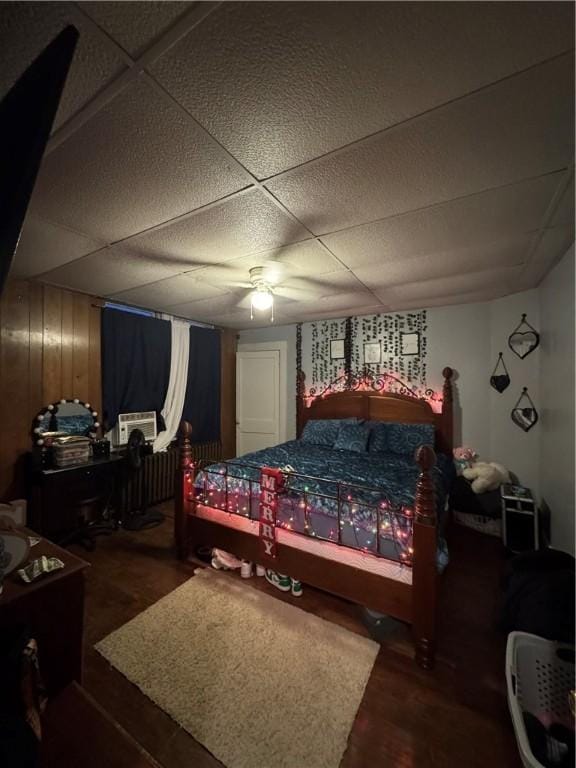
[153,319,189,452]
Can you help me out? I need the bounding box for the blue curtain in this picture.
[182,326,221,443]
[101,308,171,431]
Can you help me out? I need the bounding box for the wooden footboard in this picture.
[175,429,440,669]
[174,367,452,670]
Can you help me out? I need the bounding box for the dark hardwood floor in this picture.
[69,503,521,767]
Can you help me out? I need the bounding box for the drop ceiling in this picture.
[4,1,575,329]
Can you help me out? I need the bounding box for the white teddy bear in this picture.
[462,462,511,494]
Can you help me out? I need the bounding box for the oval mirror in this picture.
[33,399,99,445]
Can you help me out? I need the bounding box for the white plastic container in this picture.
[506,631,575,768]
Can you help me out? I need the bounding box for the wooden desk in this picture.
[28,454,124,538]
[0,533,89,696]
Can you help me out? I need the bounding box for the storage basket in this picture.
[53,438,91,467]
[506,631,575,768]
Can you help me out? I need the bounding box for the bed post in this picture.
[412,444,438,670]
[175,420,193,561]
[440,366,454,454]
[296,370,306,438]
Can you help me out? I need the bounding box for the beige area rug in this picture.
[96,568,379,768]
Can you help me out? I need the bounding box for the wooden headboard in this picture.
[296,368,454,456]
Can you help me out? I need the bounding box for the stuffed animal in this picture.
[462,462,511,494]
[453,446,478,475]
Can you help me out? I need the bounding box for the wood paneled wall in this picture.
[0,279,237,500]
[0,280,102,500]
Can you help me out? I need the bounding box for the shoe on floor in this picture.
[291,579,303,597]
[211,557,229,571]
[256,565,266,577]
[264,570,291,592]
[240,561,253,579]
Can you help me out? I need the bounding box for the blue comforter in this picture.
[194,441,455,567]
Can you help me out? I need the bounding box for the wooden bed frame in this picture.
[175,367,454,669]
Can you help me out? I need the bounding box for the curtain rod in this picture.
[92,300,216,329]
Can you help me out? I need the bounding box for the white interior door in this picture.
[236,350,280,456]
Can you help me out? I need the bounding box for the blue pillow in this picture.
[301,419,340,446]
[366,421,390,453]
[300,418,359,447]
[387,422,435,456]
[333,422,369,453]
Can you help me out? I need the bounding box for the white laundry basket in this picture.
[506,631,575,768]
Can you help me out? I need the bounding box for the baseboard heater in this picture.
[118,440,223,516]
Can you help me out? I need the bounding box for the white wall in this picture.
[239,292,544,491]
[426,301,491,458]
[539,245,575,553]
[489,289,541,495]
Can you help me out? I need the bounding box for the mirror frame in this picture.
[32,398,100,446]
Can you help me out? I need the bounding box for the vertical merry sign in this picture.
[259,467,284,559]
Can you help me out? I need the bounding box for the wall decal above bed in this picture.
[298,310,428,397]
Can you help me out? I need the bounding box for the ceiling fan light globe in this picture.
[251,289,274,311]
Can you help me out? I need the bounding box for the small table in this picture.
[0,532,89,696]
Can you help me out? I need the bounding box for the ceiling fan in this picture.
[232,262,322,322]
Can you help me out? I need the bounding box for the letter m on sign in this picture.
[259,467,284,560]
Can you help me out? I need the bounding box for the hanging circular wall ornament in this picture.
[508,314,540,360]
[490,352,511,393]
[511,388,539,432]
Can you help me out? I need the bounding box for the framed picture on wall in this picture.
[363,341,381,364]
[330,338,345,360]
[400,331,420,356]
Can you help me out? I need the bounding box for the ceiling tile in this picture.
[119,189,309,269]
[382,289,507,313]
[151,2,574,177]
[289,290,382,315]
[519,226,575,287]
[376,266,522,304]
[353,234,535,290]
[168,292,245,319]
[267,54,574,233]
[38,244,188,296]
[245,240,345,277]
[82,1,193,58]
[109,272,229,310]
[322,173,563,269]
[30,78,251,242]
[550,174,575,229]
[288,304,389,324]
[0,2,127,130]
[10,214,103,278]
[285,270,364,296]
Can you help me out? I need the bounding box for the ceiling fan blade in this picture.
[274,285,322,302]
[258,261,289,285]
[236,291,254,310]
